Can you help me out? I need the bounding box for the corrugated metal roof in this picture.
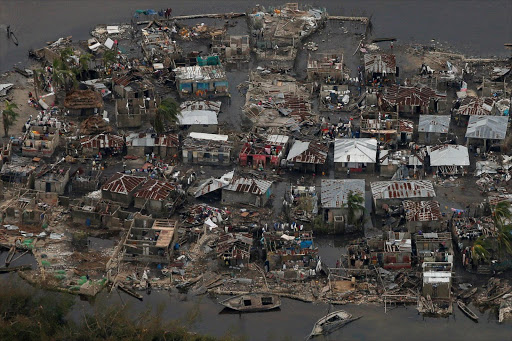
[224,177,272,195]
[173,65,226,81]
[286,141,328,164]
[334,138,377,163]
[178,110,218,125]
[403,200,441,222]
[320,179,365,208]
[428,145,470,166]
[102,172,146,194]
[465,116,508,140]
[81,133,125,149]
[180,101,221,113]
[398,119,414,133]
[371,180,435,200]
[457,97,495,115]
[266,134,289,146]
[418,115,450,133]
[134,179,177,201]
[189,132,228,141]
[364,54,396,74]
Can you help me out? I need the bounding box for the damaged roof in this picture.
[418,115,451,134]
[81,133,125,149]
[382,85,444,107]
[371,180,436,200]
[398,119,415,133]
[224,177,272,195]
[287,141,328,164]
[134,179,177,201]
[428,145,470,166]
[102,172,145,195]
[334,138,377,164]
[364,53,396,74]
[173,65,226,81]
[465,116,508,140]
[320,179,365,208]
[178,109,218,125]
[64,89,103,109]
[457,97,495,115]
[403,200,441,222]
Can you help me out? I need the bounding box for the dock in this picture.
[328,16,370,24]
[137,12,245,25]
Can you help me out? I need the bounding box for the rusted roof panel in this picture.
[371,180,435,200]
[102,172,145,194]
[134,179,177,201]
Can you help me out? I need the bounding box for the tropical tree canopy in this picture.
[1,100,19,137]
[153,98,180,134]
[343,190,365,225]
[472,236,491,264]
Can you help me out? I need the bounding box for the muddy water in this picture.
[1,250,512,340]
[1,0,511,72]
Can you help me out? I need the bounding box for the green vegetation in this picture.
[0,282,239,341]
[154,98,181,134]
[1,100,19,137]
[343,190,365,227]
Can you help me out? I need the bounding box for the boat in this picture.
[5,245,16,267]
[460,287,478,299]
[457,300,479,322]
[308,310,362,339]
[117,282,143,301]
[219,293,281,312]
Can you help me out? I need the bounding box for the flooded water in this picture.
[1,250,511,340]
[1,0,511,72]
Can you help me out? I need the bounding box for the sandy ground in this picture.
[0,71,40,141]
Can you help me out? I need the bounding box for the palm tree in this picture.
[153,98,180,134]
[343,190,365,226]
[78,53,93,80]
[103,50,117,69]
[495,221,512,260]
[1,100,19,137]
[472,236,491,265]
[492,201,512,225]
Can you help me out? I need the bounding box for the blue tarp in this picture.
[300,240,313,249]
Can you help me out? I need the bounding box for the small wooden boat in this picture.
[308,310,362,339]
[460,287,478,299]
[5,245,16,267]
[219,293,281,312]
[457,300,478,322]
[0,265,32,273]
[117,282,143,301]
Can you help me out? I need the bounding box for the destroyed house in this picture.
[264,231,317,269]
[101,172,146,207]
[0,156,39,184]
[403,200,442,233]
[418,115,451,144]
[381,85,445,114]
[113,71,155,99]
[334,138,377,172]
[182,133,233,165]
[71,169,102,193]
[307,54,344,82]
[174,56,228,98]
[371,180,436,215]
[70,198,123,229]
[286,141,328,173]
[421,262,452,300]
[379,149,424,178]
[126,133,179,158]
[456,97,497,116]
[369,232,413,270]
[63,89,103,116]
[80,133,125,157]
[123,217,178,264]
[22,126,60,158]
[115,97,159,129]
[239,135,289,168]
[222,177,272,207]
[217,232,253,266]
[34,165,70,195]
[465,116,508,149]
[427,145,469,175]
[398,119,414,144]
[133,179,181,215]
[0,140,12,166]
[288,185,318,222]
[320,179,365,232]
[211,35,250,63]
[141,28,181,60]
[178,101,221,134]
[364,53,397,82]
[415,232,453,265]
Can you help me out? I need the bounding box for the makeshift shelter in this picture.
[64,89,103,116]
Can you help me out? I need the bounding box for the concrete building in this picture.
[403,200,442,233]
[465,115,509,151]
[174,56,229,98]
[115,97,159,129]
[80,133,125,157]
[307,54,344,83]
[101,172,146,207]
[125,133,179,158]
[182,133,233,165]
[381,85,445,115]
[320,179,365,231]
[239,134,289,168]
[22,126,60,158]
[177,101,220,133]
[34,165,70,195]
[133,179,182,215]
[334,138,377,173]
[371,180,436,216]
[222,177,273,207]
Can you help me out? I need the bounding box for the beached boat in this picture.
[308,310,362,338]
[460,287,478,299]
[219,293,281,312]
[457,300,479,322]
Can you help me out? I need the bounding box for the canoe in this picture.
[117,282,143,301]
[457,300,478,322]
[219,293,281,312]
[5,245,16,267]
[460,287,478,299]
[308,310,362,338]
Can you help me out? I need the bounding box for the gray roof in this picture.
[178,110,218,125]
[465,116,508,140]
[334,138,377,163]
[418,115,450,134]
[428,145,470,166]
[320,179,365,208]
